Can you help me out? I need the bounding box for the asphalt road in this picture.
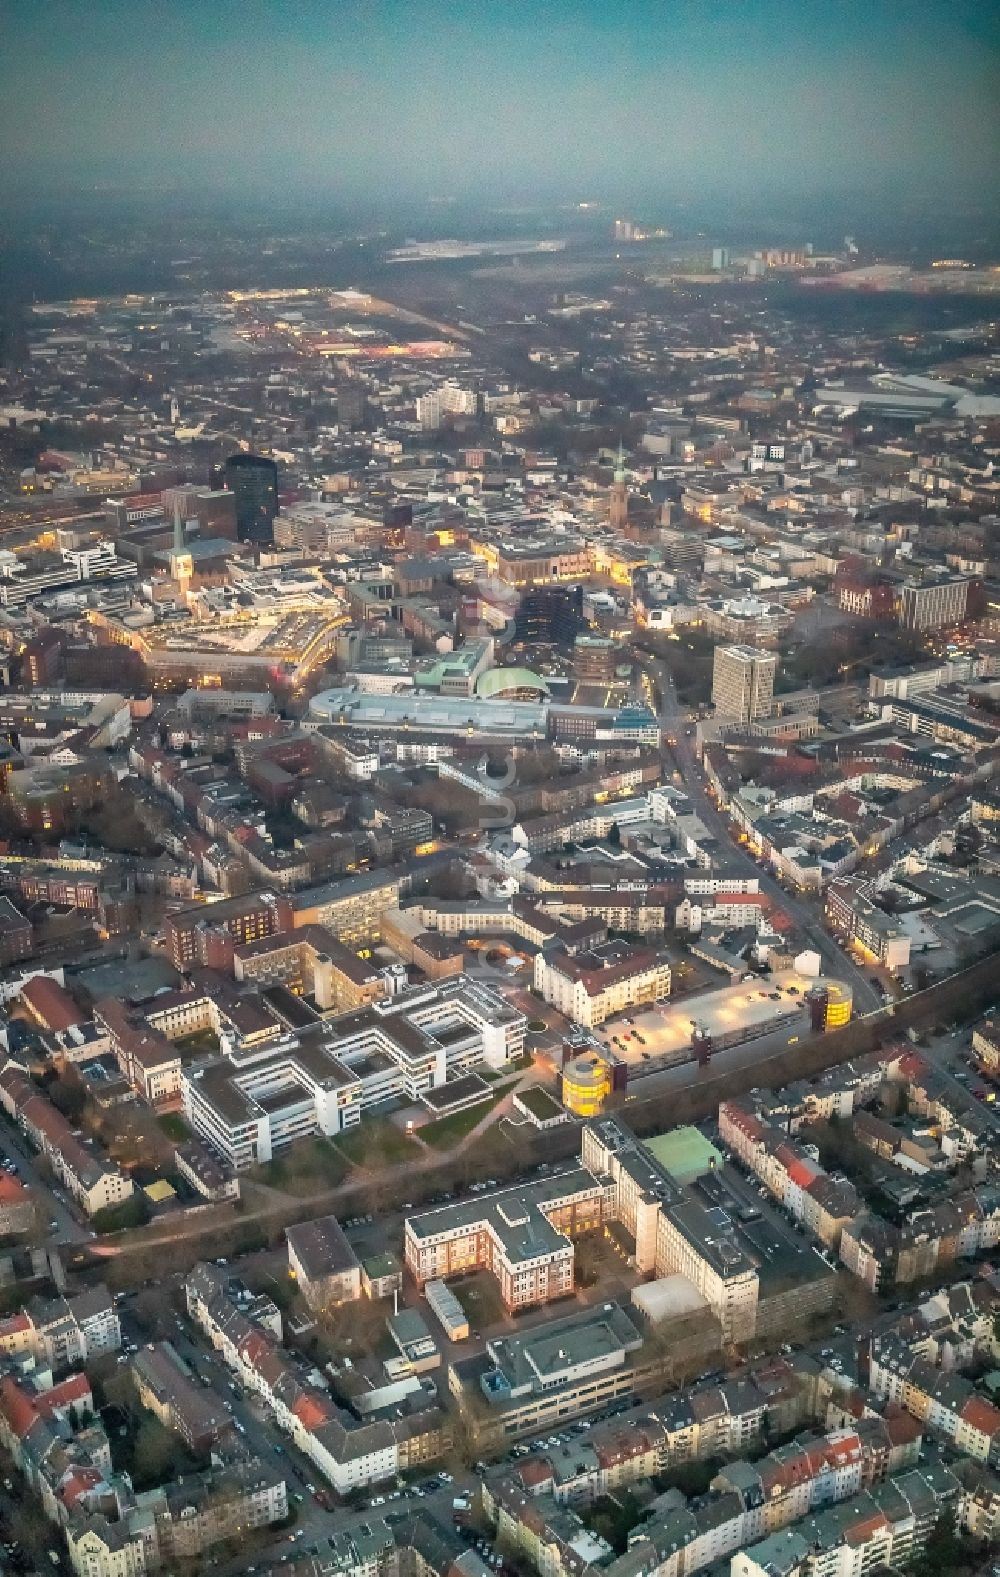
[921,1026,1000,1135]
[0,1116,90,1244]
[644,656,881,1015]
[117,1302,333,1562]
[159,1310,482,1572]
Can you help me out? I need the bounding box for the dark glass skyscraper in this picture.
[223,453,279,545]
[515,584,584,646]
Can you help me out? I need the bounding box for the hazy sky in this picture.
[2,0,998,205]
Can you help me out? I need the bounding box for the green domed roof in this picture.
[476,666,552,699]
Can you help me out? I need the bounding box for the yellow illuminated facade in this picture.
[561,1053,612,1117]
[824,983,853,1030]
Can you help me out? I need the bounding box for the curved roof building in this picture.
[476,666,551,700]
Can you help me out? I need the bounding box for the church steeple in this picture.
[172,499,186,555]
[609,442,628,530]
[171,500,193,591]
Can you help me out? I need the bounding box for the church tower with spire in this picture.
[171,500,193,592]
[608,441,629,531]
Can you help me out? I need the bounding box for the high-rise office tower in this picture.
[336,383,367,429]
[223,453,279,545]
[711,644,776,724]
[515,585,584,646]
[897,577,968,631]
[415,391,443,431]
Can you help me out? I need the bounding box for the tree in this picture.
[907,1509,983,1577]
[573,1233,606,1289]
[91,1194,150,1234]
[582,1492,642,1554]
[133,1288,171,1339]
[47,1072,87,1123]
[131,1417,186,1490]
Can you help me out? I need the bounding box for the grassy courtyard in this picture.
[418,1095,502,1150]
[333,1116,422,1169]
[250,1136,349,1195]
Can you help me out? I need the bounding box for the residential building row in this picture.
[184,1260,450,1493]
[0,1346,286,1577]
[0,1061,134,1217]
[0,1284,120,1371]
[868,1337,1000,1465]
[483,1430,965,1577]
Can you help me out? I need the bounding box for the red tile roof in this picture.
[518,1458,553,1488]
[238,1330,270,1367]
[19,976,85,1034]
[58,1466,104,1507]
[37,1372,92,1419]
[786,1157,821,1190]
[0,1377,38,1440]
[961,1394,1000,1438]
[846,1511,889,1546]
[292,1393,333,1432]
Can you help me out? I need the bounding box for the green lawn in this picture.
[250,1137,349,1196]
[418,1096,502,1150]
[333,1117,421,1169]
[156,1112,191,1143]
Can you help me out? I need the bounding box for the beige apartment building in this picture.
[711,644,776,724]
[533,941,671,1028]
[404,1169,605,1312]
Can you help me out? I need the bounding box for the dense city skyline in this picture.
[2,0,998,206]
[2,8,1000,1576]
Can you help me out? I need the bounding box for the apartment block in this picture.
[712,644,776,724]
[898,576,969,631]
[405,1168,604,1312]
[131,1342,229,1452]
[533,940,671,1027]
[286,1215,362,1311]
[582,1119,760,1343]
[233,924,391,1013]
[0,1063,133,1218]
[166,891,293,972]
[825,877,912,970]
